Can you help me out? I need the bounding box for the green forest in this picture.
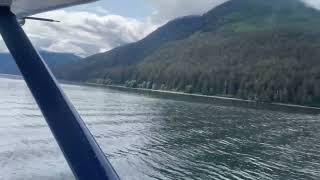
[99,29,320,106]
[58,0,320,107]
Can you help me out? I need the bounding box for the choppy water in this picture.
[0,77,320,180]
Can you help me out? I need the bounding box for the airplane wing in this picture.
[9,0,98,18]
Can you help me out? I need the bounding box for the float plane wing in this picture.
[9,0,98,17]
[0,1,119,180]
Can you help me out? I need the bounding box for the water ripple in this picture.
[1,77,320,179]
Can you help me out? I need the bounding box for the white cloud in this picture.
[146,0,229,23]
[302,0,320,9]
[94,6,110,15]
[0,9,156,57]
[22,10,157,57]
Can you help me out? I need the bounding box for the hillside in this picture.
[0,51,80,75]
[56,15,205,81]
[58,0,320,106]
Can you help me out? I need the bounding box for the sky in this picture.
[0,0,319,57]
[0,0,229,57]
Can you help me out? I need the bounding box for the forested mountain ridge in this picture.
[58,0,320,106]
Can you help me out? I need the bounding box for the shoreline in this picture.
[86,83,320,114]
[1,74,319,114]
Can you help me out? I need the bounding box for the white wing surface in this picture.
[8,0,97,17]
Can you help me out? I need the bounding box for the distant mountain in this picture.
[0,51,80,75]
[57,0,320,106]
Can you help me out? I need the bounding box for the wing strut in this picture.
[0,7,120,180]
[24,17,60,22]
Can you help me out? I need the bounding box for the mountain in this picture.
[0,51,80,75]
[58,0,320,106]
[57,15,205,81]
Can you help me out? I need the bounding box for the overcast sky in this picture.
[0,0,319,57]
